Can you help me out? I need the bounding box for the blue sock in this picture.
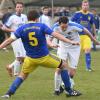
[7,77,23,95]
[61,70,71,92]
[85,53,91,69]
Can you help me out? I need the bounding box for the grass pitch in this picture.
[0,49,100,100]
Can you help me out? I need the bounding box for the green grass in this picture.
[0,49,100,100]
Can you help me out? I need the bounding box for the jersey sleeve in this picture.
[71,22,84,32]
[71,12,78,22]
[76,24,84,32]
[52,22,59,30]
[53,26,59,32]
[43,24,53,35]
[11,33,17,40]
[5,16,13,27]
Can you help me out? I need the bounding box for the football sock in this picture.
[13,60,21,76]
[6,77,23,96]
[61,70,71,92]
[85,53,91,69]
[54,72,62,91]
[70,78,75,89]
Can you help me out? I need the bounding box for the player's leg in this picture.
[83,35,92,71]
[6,59,21,77]
[7,39,26,76]
[68,47,80,88]
[42,54,82,96]
[54,47,67,94]
[13,39,26,76]
[60,60,82,96]
[1,57,38,98]
[54,68,62,95]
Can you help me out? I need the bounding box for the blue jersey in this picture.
[71,10,94,34]
[14,22,53,58]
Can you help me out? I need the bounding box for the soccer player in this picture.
[0,10,82,99]
[1,2,28,76]
[52,16,100,95]
[39,6,51,28]
[71,0,96,71]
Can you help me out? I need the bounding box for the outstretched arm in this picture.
[1,25,15,33]
[0,37,15,49]
[52,31,79,45]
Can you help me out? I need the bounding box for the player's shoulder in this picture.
[25,22,47,29]
[69,21,83,29]
[8,13,16,18]
[74,11,82,15]
[73,11,82,17]
[21,14,27,17]
[75,11,81,14]
[69,21,79,26]
[52,22,59,29]
[88,12,94,16]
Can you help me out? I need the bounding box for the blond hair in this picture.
[82,0,89,3]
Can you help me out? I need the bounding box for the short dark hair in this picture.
[27,10,40,21]
[59,16,69,24]
[15,2,24,6]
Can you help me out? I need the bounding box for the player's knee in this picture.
[59,60,68,70]
[19,72,29,80]
[16,57,25,64]
[84,48,91,53]
[55,68,61,74]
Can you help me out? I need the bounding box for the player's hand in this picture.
[12,29,15,32]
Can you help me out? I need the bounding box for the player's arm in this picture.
[0,37,15,49]
[0,34,17,49]
[83,28,100,45]
[44,24,79,45]
[1,25,15,32]
[52,31,79,45]
[47,38,59,48]
[92,24,96,36]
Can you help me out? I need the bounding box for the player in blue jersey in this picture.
[71,0,96,71]
[0,10,83,99]
[51,16,100,95]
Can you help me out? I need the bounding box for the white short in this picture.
[11,38,26,57]
[57,46,80,69]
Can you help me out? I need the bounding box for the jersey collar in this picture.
[80,10,89,14]
[28,21,37,23]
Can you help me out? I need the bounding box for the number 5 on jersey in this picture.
[28,32,38,46]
